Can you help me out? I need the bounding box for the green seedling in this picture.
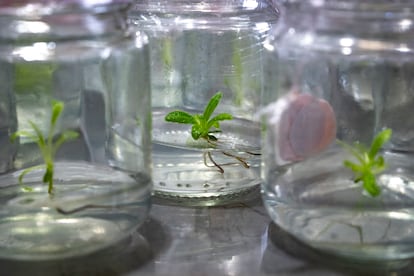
[165,92,233,142]
[165,92,257,173]
[338,128,392,197]
[162,38,173,71]
[14,63,55,94]
[11,100,79,194]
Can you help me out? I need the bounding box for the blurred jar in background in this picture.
[129,0,278,206]
[0,0,152,260]
[261,0,414,262]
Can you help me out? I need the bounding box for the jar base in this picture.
[0,162,151,261]
[263,194,414,262]
[154,184,260,207]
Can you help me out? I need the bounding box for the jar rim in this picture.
[131,0,278,14]
[282,0,414,11]
[0,0,131,17]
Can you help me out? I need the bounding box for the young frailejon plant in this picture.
[165,92,255,173]
[165,92,233,142]
[11,100,79,194]
[313,129,393,245]
[14,63,55,94]
[338,128,392,197]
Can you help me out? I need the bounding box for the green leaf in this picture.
[208,113,233,129]
[372,156,386,174]
[369,128,392,159]
[61,130,79,140]
[28,121,45,147]
[191,125,203,140]
[210,113,233,123]
[162,38,173,69]
[203,92,223,121]
[362,172,381,197]
[53,130,79,154]
[51,101,64,127]
[14,63,55,93]
[22,186,34,192]
[10,130,38,143]
[353,142,369,153]
[17,164,45,186]
[193,114,203,125]
[165,111,195,124]
[211,121,220,129]
[343,160,363,173]
[337,139,365,164]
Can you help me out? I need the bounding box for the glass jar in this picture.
[129,0,278,205]
[0,0,152,260]
[261,0,414,262]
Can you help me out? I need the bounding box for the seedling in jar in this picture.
[165,92,233,142]
[11,100,79,194]
[338,128,392,197]
[313,129,393,244]
[165,92,255,173]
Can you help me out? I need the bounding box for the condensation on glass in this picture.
[261,0,414,262]
[129,0,278,205]
[0,0,152,260]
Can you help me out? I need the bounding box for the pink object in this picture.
[263,91,337,164]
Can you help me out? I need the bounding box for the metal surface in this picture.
[2,193,414,276]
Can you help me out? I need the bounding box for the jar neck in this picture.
[0,1,131,42]
[131,0,277,13]
[281,1,414,36]
[129,0,279,31]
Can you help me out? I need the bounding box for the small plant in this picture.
[11,100,79,194]
[162,38,173,71]
[14,63,55,94]
[165,92,257,173]
[165,92,233,142]
[338,128,392,197]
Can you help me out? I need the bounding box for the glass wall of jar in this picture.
[261,0,414,262]
[129,0,278,205]
[0,0,152,260]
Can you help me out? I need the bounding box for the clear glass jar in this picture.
[129,0,278,205]
[261,0,414,262]
[0,0,152,260]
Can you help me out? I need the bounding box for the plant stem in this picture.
[46,162,54,194]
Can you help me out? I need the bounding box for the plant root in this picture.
[204,151,224,173]
[222,151,250,168]
[203,150,255,173]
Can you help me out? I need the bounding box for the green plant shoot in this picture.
[338,128,392,197]
[11,100,79,194]
[165,92,233,142]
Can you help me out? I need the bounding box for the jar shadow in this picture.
[152,184,262,207]
[140,200,269,275]
[0,218,167,276]
[262,222,414,276]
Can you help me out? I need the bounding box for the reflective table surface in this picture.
[3,191,414,276]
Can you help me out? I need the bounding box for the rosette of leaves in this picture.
[11,100,79,194]
[338,128,392,197]
[165,92,233,142]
